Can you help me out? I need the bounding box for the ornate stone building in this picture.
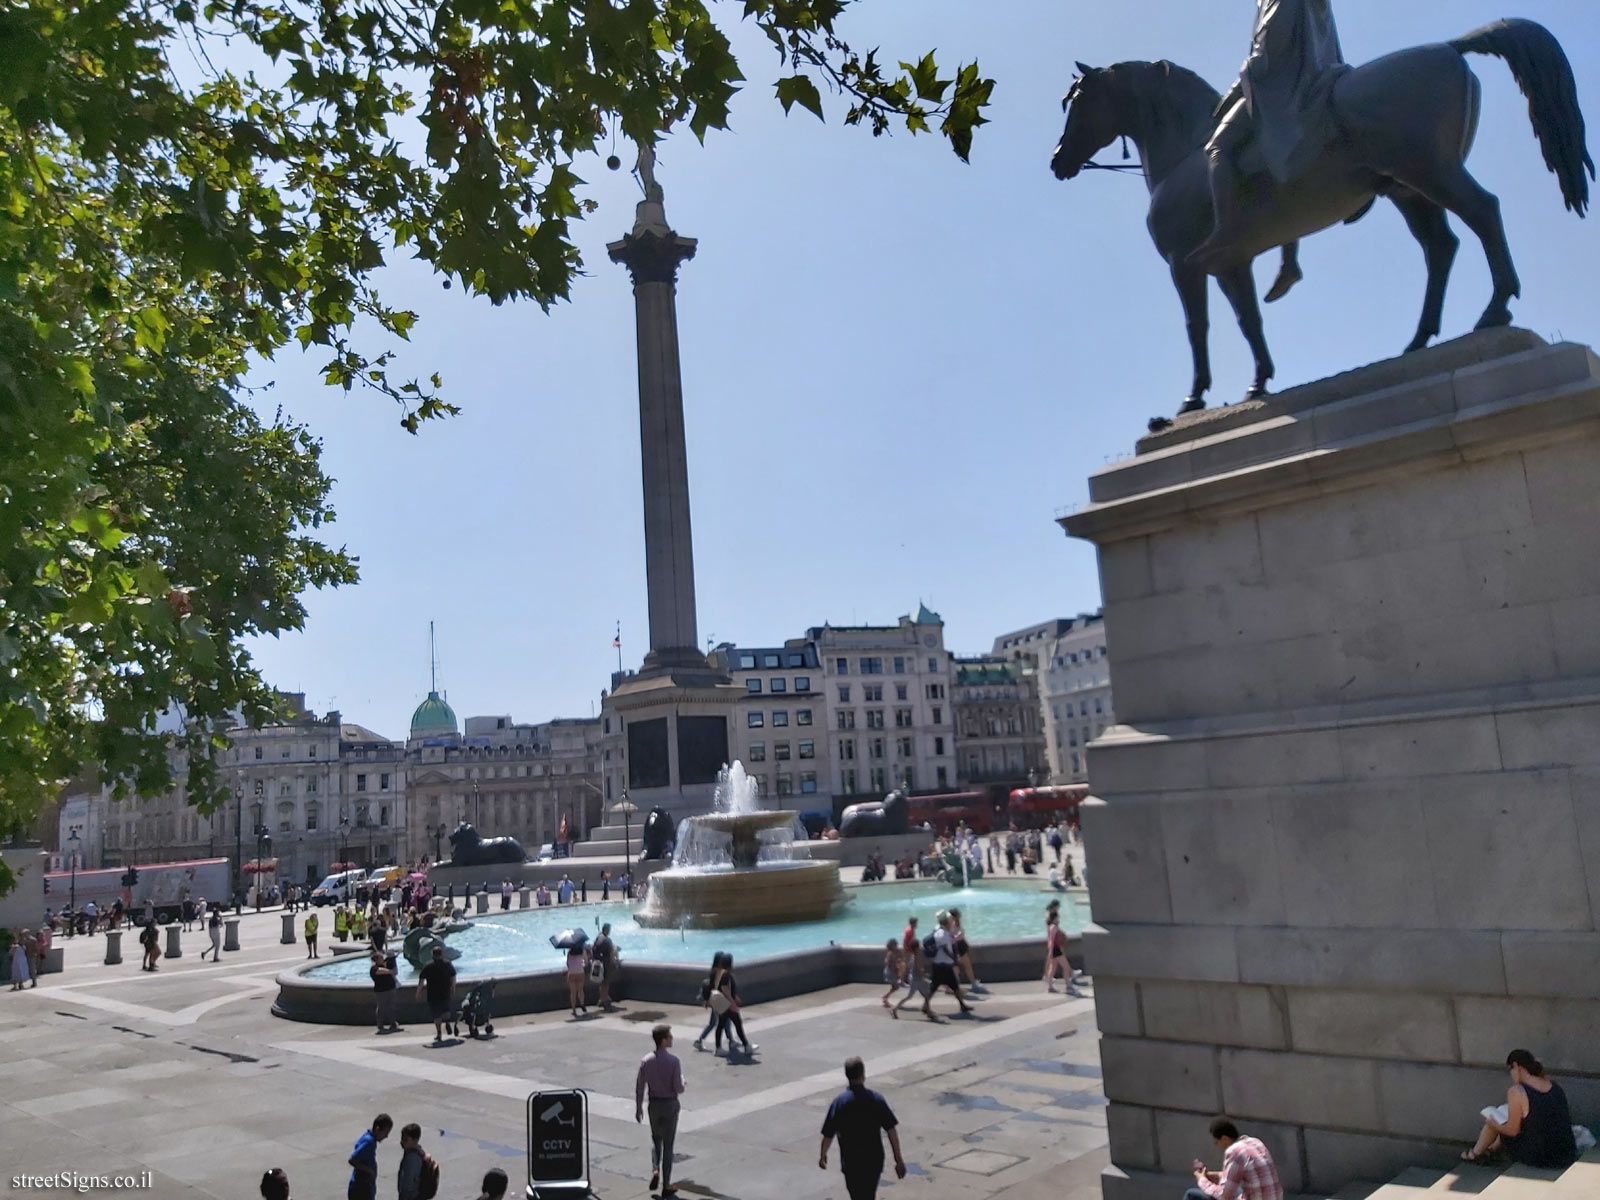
[992,614,1117,783]
[950,657,1048,790]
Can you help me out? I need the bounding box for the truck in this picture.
[46,857,232,924]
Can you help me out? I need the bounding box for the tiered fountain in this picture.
[634,763,848,928]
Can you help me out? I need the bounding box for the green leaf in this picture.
[775,75,825,121]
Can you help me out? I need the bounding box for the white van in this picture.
[310,869,366,906]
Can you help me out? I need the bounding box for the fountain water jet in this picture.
[635,762,848,929]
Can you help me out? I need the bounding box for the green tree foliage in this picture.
[0,0,991,876]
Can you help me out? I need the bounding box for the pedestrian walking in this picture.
[138,918,161,971]
[303,911,319,958]
[893,918,925,1016]
[1048,824,1064,865]
[1186,1117,1283,1200]
[30,926,48,985]
[692,952,728,1050]
[880,939,907,1014]
[948,907,983,992]
[500,879,513,911]
[8,929,32,990]
[471,1168,509,1200]
[371,950,401,1033]
[1044,903,1074,993]
[819,1057,906,1200]
[710,955,757,1056]
[592,923,620,1011]
[923,911,974,1017]
[204,908,223,961]
[635,1023,685,1197]
[346,1113,392,1200]
[417,944,456,1043]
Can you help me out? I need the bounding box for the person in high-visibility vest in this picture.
[304,912,319,958]
[334,906,348,942]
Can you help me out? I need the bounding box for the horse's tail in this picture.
[1451,18,1594,215]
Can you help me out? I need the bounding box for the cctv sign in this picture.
[526,1089,588,1191]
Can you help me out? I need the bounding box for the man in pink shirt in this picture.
[635,1024,685,1197]
[1188,1117,1283,1200]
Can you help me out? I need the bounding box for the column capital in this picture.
[608,225,697,285]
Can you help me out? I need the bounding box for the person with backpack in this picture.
[923,911,974,1018]
[396,1122,441,1200]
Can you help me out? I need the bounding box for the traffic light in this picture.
[120,867,139,887]
[43,877,50,894]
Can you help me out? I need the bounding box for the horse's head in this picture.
[1052,62,1120,180]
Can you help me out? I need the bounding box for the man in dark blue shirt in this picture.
[819,1057,906,1200]
[347,1112,392,1200]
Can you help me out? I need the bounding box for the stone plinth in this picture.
[163,924,181,958]
[1063,330,1600,1200]
[281,913,296,944]
[103,929,121,965]
[223,918,240,951]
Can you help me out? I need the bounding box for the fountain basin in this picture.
[634,860,847,928]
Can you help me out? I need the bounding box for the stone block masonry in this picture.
[1062,330,1600,1199]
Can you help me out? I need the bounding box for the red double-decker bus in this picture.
[1006,785,1089,829]
[905,791,1002,835]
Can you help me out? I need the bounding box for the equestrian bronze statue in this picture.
[1051,17,1592,422]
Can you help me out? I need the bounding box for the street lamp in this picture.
[67,825,82,937]
[253,823,271,913]
[472,781,481,830]
[233,784,244,912]
[426,822,447,866]
[338,813,351,900]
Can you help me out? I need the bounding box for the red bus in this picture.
[1007,785,1089,829]
[905,791,1002,835]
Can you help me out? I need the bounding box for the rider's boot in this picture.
[1264,242,1303,303]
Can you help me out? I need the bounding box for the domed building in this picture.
[408,690,460,746]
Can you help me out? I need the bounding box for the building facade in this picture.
[811,605,957,799]
[950,657,1049,789]
[992,615,1116,783]
[707,642,826,804]
[403,693,603,864]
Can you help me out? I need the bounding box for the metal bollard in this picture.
[223,918,240,951]
[164,924,182,959]
[518,887,531,909]
[281,913,296,944]
[104,929,123,966]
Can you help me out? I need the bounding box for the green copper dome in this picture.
[410,690,458,737]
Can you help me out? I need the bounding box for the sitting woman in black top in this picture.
[1463,1048,1578,1168]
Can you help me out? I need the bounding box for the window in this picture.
[1081,700,1089,716]
[604,718,612,734]
[254,746,263,760]
[796,709,813,726]
[280,780,292,796]
[1095,698,1104,714]
[934,736,945,755]
[894,708,913,728]
[380,805,389,826]
[1069,729,1078,747]
[253,779,265,796]
[1099,646,1108,658]
[772,711,789,728]
[969,753,981,774]
[925,683,945,700]
[837,710,856,730]
[897,736,914,757]
[842,768,858,794]
[746,678,762,694]
[762,652,779,668]
[870,737,886,760]
[1071,752,1080,773]
[307,777,318,794]
[776,774,794,797]
[835,657,849,674]
[798,739,815,759]
[870,767,886,792]
[282,745,290,757]
[380,773,390,791]
[356,774,367,792]
[896,684,908,701]
[927,657,937,672]
[893,656,906,674]
[863,684,883,703]
[837,685,851,703]
[800,771,817,794]
[861,657,883,674]
[309,744,317,758]
[936,766,948,788]
[749,741,766,762]
[840,738,856,760]
[786,652,804,668]
[775,742,791,761]
[306,803,319,830]
[748,711,765,728]
[865,710,885,729]
[902,768,915,790]
[770,678,787,694]
[739,653,756,669]
[932,706,943,725]
[795,677,810,693]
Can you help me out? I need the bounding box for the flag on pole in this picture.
[612,633,621,649]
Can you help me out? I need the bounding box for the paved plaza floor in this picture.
[0,907,1107,1200]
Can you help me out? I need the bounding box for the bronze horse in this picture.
[1051,19,1592,419]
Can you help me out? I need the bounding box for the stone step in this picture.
[1367,1168,1448,1200]
[1328,1179,1385,1200]
[1472,1165,1571,1200]
[1424,1163,1502,1194]
[1550,1150,1600,1195]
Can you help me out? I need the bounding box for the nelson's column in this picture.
[603,144,740,819]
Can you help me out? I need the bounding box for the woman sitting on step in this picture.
[1462,1048,1578,1168]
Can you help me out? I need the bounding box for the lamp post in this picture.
[427,822,446,866]
[67,825,82,936]
[253,823,271,913]
[338,813,351,901]
[233,785,244,912]
[472,781,481,830]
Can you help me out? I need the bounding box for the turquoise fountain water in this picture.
[306,878,1086,983]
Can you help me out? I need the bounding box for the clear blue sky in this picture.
[242,0,1600,739]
